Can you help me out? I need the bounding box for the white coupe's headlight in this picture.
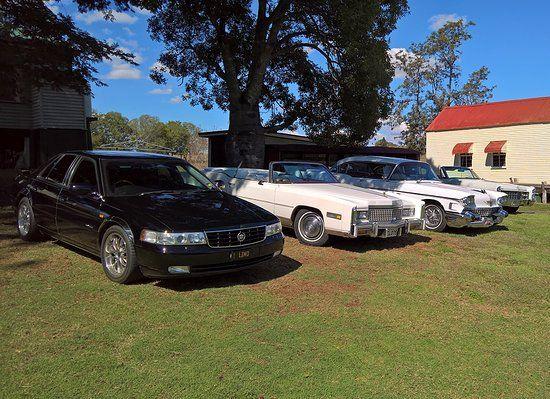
[355,211,369,222]
[266,221,282,236]
[459,195,475,208]
[402,207,415,217]
[497,196,506,205]
[140,229,207,245]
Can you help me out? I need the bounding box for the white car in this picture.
[204,161,425,246]
[438,166,536,213]
[331,156,508,232]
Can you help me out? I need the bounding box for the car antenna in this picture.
[233,161,243,179]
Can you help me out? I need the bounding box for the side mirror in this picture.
[214,180,226,190]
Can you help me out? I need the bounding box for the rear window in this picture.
[46,155,76,183]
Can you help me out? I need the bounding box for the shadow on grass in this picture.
[155,255,302,292]
[1,259,43,270]
[449,224,509,237]
[330,233,431,253]
[283,227,431,253]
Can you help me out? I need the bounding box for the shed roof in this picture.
[426,97,550,132]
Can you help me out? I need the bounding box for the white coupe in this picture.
[204,161,424,246]
[331,156,509,232]
[438,166,536,213]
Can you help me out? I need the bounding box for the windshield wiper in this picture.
[139,189,186,196]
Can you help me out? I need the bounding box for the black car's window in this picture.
[103,160,213,196]
[38,155,61,178]
[46,155,77,184]
[390,162,439,181]
[341,161,394,179]
[70,159,99,191]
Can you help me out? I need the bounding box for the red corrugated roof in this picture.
[426,97,550,132]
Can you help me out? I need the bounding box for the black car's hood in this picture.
[108,189,276,231]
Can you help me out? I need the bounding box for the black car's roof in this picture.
[66,150,183,160]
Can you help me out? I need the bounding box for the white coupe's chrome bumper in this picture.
[351,217,424,238]
[446,209,508,228]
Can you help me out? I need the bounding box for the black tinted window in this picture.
[70,159,98,190]
[47,155,76,183]
[38,156,61,178]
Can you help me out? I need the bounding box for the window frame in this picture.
[459,153,473,168]
[491,152,506,168]
[42,154,78,185]
[66,156,102,195]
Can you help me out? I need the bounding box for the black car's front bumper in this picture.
[136,233,284,278]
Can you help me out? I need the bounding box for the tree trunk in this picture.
[225,102,265,168]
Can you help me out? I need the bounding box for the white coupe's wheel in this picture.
[424,204,447,232]
[293,209,329,246]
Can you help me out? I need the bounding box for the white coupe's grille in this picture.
[368,207,402,222]
[503,191,529,200]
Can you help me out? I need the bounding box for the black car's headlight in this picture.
[265,221,282,236]
[140,229,207,245]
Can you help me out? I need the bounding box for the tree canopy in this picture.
[391,20,495,152]
[0,0,134,96]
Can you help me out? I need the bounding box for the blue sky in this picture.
[49,0,550,143]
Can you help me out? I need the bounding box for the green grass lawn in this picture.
[1,205,549,398]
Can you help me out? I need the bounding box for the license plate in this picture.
[230,250,251,260]
[383,228,400,238]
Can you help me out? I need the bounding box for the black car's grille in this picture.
[368,207,402,222]
[475,207,499,217]
[503,191,529,200]
[206,226,266,248]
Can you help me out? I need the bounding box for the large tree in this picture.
[392,20,495,152]
[0,0,134,97]
[77,0,408,167]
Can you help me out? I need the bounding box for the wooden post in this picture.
[542,182,547,204]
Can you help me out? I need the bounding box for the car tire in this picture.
[424,203,447,232]
[293,209,330,246]
[100,225,143,284]
[504,206,519,214]
[17,197,41,241]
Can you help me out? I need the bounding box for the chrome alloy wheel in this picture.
[298,212,324,242]
[424,205,444,229]
[103,233,128,277]
[18,202,31,236]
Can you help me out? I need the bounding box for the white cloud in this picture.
[428,13,466,30]
[387,48,415,79]
[150,61,168,73]
[118,38,139,49]
[107,63,141,80]
[149,88,173,95]
[102,28,112,35]
[76,10,138,25]
[131,6,153,16]
[169,96,183,104]
[122,27,135,36]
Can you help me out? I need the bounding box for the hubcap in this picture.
[103,233,128,277]
[299,213,324,241]
[18,203,31,236]
[425,205,443,229]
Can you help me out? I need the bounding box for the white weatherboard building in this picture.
[425,97,550,185]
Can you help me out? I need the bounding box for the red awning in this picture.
[452,142,473,155]
[484,140,507,153]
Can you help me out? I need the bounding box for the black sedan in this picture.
[14,151,284,283]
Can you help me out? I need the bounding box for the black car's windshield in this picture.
[103,159,213,196]
[272,162,337,183]
[390,162,440,181]
[443,167,479,179]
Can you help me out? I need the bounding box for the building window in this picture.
[492,152,506,168]
[459,153,472,167]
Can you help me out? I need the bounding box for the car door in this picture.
[230,175,276,213]
[56,156,104,253]
[31,154,77,235]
